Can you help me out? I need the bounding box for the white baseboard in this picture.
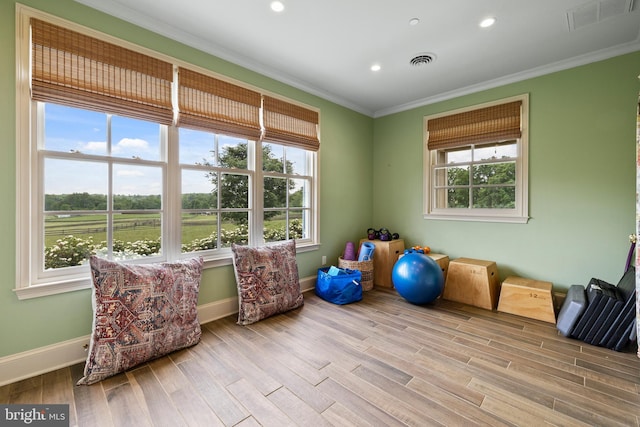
[196,274,315,324]
[0,275,316,387]
[0,336,89,388]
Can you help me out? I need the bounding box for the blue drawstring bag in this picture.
[316,267,362,305]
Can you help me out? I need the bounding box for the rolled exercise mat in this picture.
[358,242,375,261]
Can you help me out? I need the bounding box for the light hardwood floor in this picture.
[1,289,639,426]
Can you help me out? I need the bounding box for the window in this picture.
[424,95,529,223]
[15,8,319,299]
[261,95,318,244]
[262,142,313,242]
[41,104,165,272]
[179,129,250,251]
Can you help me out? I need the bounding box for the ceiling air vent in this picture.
[410,53,436,67]
[566,0,635,31]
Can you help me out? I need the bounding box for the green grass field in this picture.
[44,212,300,247]
[46,213,220,247]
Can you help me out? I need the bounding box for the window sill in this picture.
[14,277,93,300]
[424,213,529,224]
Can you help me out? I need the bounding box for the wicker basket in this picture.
[338,257,374,291]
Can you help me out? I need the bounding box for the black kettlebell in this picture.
[367,228,377,240]
[379,228,391,241]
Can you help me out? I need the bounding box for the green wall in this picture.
[373,52,640,291]
[1,0,639,360]
[0,0,373,357]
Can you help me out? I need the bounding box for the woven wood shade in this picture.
[427,100,522,150]
[177,67,262,139]
[31,18,174,125]
[263,96,319,151]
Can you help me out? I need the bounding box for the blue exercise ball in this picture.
[392,253,444,305]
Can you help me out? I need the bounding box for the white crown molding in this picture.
[72,0,373,116]
[0,275,316,387]
[71,0,640,118]
[374,40,640,118]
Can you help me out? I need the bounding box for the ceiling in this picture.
[74,0,640,117]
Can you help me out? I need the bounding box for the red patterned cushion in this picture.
[231,240,303,325]
[77,256,203,385]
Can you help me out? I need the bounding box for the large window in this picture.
[424,95,529,223]
[15,8,319,299]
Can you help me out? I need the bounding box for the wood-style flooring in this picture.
[1,289,639,426]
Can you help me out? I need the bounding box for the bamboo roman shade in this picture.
[427,100,522,150]
[263,96,320,151]
[30,18,320,145]
[177,67,262,139]
[30,18,174,125]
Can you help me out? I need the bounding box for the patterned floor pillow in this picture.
[231,240,303,325]
[77,256,203,385]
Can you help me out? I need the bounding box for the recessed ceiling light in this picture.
[480,17,496,28]
[371,64,381,72]
[270,1,285,12]
[409,18,420,26]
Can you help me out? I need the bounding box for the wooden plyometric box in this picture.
[428,253,449,280]
[443,258,499,310]
[428,253,449,297]
[359,239,405,288]
[498,276,556,324]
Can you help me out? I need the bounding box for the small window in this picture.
[179,128,252,252]
[262,142,313,243]
[424,95,529,223]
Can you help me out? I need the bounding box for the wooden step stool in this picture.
[428,253,449,297]
[443,258,499,310]
[427,253,449,280]
[359,239,405,288]
[497,276,556,324]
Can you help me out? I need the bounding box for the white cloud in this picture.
[80,141,107,152]
[74,138,151,155]
[116,169,145,177]
[114,138,149,153]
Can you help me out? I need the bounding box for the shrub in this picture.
[221,224,249,245]
[182,233,217,252]
[45,220,302,268]
[44,235,96,269]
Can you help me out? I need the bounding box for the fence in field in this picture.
[45,219,161,236]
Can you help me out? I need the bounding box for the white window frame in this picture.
[33,104,169,286]
[260,140,315,244]
[423,94,529,223]
[177,129,257,255]
[14,6,320,299]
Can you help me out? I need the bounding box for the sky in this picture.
[44,103,309,197]
[45,104,215,195]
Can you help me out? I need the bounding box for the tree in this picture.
[44,193,164,211]
[472,163,515,208]
[447,162,515,209]
[289,188,303,207]
[182,193,215,209]
[205,143,295,224]
[45,192,107,211]
[113,194,161,210]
